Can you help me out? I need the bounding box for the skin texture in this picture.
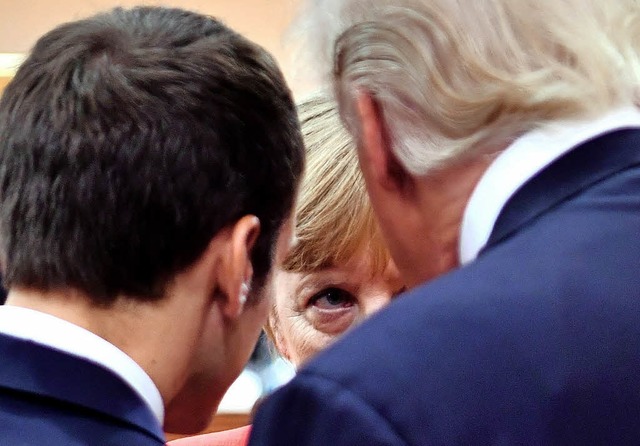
[271,252,403,366]
[8,213,296,435]
[354,93,497,288]
[164,213,296,432]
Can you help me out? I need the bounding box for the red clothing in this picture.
[167,425,251,446]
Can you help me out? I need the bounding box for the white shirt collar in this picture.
[459,106,640,265]
[0,305,164,425]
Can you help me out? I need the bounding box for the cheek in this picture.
[273,308,329,366]
[272,295,354,367]
[284,307,362,366]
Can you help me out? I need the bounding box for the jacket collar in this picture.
[0,332,165,443]
[483,128,640,253]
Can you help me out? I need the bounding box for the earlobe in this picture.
[238,282,250,311]
[221,215,260,319]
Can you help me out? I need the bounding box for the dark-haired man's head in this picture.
[0,6,303,433]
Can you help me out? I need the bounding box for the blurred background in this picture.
[0,0,309,93]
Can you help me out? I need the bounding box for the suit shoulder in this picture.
[250,372,408,446]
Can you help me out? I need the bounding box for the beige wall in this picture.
[0,0,304,89]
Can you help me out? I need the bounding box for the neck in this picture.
[5,286,207,406]
[405,154,496,286]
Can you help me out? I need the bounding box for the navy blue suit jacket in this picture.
[249,129,640,445]
[0,332,165,445]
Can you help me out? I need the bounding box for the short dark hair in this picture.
[0,6,304,304]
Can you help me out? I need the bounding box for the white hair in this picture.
[292,0,640,175]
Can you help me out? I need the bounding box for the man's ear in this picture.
[355,91,411,194]
[219,215,261,319]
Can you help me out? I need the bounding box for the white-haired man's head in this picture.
[296,0,640,175]
[292,0,640,286]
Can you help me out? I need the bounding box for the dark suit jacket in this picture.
[249,129,640,446]
[0,332,165,445]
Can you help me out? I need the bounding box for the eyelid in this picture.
[295,273,352,306]
[305,287,358,336]
[307,287,355,309]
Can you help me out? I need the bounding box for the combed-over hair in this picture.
[0,6,304,303]
[295,0,640,174]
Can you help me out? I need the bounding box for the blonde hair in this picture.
[266,92,389,355]
[283,92,389,273]
[295,0,640,175]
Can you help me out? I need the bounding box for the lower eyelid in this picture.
[312,299,355,311]
[313,305,354,315]
[307,306,357,335]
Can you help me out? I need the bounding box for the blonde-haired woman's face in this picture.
[271,252,404,367]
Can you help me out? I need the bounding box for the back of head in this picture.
[298,0,640,174]
[0,7,304,303]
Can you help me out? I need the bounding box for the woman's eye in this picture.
[309,287,355,310]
